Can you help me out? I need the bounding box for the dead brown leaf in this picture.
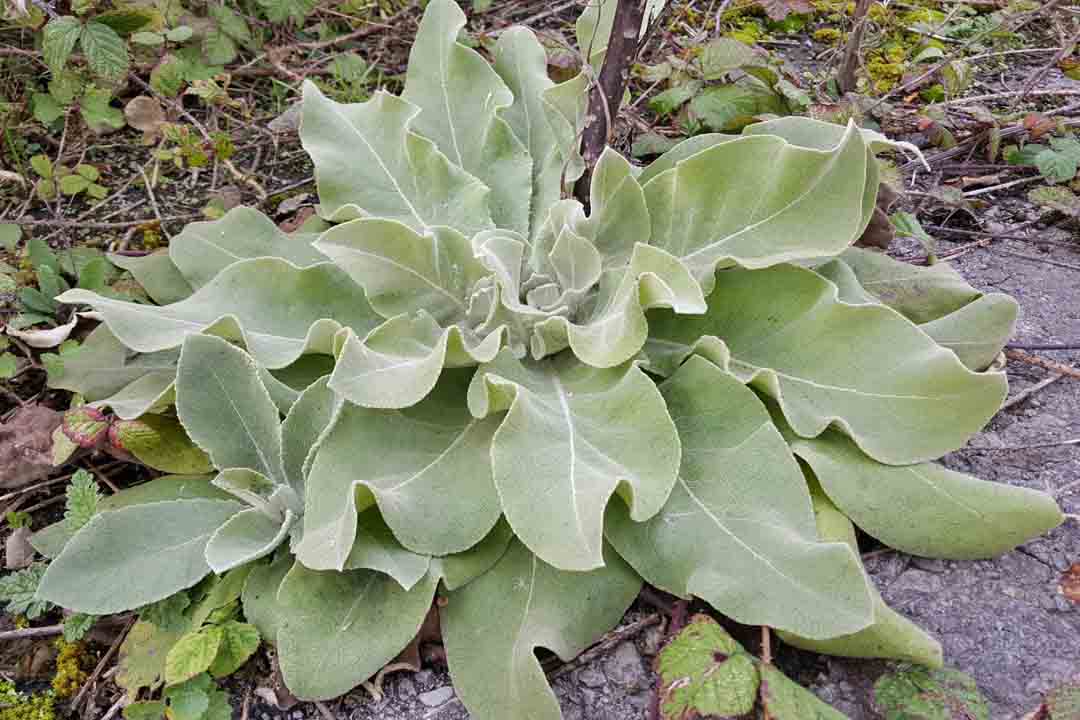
[855,183,898,250]
[124,96,167,143]
[5,527,35,570]
[0,405,62,489]
[1060,563,1080,604]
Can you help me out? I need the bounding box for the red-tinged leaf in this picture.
[62,406,111,448]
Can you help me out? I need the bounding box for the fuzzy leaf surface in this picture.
[605,357,873,639]
[792,430,1063,559]
[442,539,640,720]
[38,498,241,614]
[280,376,342,495]
[646,263,1006,465]
[300,81,492,233]
[59,258,382,368]
[469,350,680,571]
[301,369,501,562]
[402,0,531,234]
[177,335,286,484]
[276,564,438,700]
[205,507,294,573]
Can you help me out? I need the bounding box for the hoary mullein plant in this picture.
[33,0,1061,717]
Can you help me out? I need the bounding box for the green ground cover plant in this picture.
[23,1,1062,718]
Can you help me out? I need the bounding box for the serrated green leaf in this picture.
[38,498,241,614]
[33,92,65,124]
[255,0,315,24]
[64,468,101,532]
[80,85,126,133]
[59,172,91,195]
[0,563,52,619]
[116,621,185,699]
[30,155,54,181]
[275,564,437,700]
[791,429,1063,559]
[209,5,252,46]
[402,0,530,234]
[63,612,97,641]
[81,22,130,79]
[112,415,214,474]
[189,565,252,628]
[0,353,16,379]
[469,350,680,571]
[58,258,382,368]
[165,625,223,686]
[443,539,641,720]
[202,27,237,66]
[300,369,500,563]
[166,25,193,43]
[132,31,164,46]
[43,17,82,72]
[123,701,165,720]
[688,83,786,133]
[641,121,870,287]
[657,614,759,719]
[176,335,284,483]
[645,263,1006,465]
[299,81,493,233]
[1035,137,1080,183]
[164,675,212,720]
[874,665,989,720]
[605,357,873,638]
[142,593,194,632]
[208,621,260,677]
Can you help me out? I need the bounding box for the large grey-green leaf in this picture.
[240,552,292,645]
[177,335,286,484]
[468,350,680,571]
[37,499,241,614]
[299,369,501,563]
[169,207,326,289]
[402,0,530,234]
[429,518,514,591]
[59,258,381,369]
[776,480,943,667]
[329,312,502,409]
[280,376,342,496]
[300,81,492,235]
[641,122,869,287]
[343,507,431,590]
[638,134,736,186]
[540,73,588,192]
[314,219,488,324]
[792,429,1063,559]
[920,294,1017,371]
[646,263,1006,465]
[604,357,874,639]
[576,148,651,268]
[492,27,562,239]
[822,248,982,324]
[442,539,641,720]
[205,507,295,573]
[275,564,437,700]
[109,251,194,304]
[46,324,178,402]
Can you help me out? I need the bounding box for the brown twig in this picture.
[573,0,646,207]
[70,616,135,713]
[1006,349,1080,380]
[837,0,872,94]
[0,624,65,641]
[546,613,662,680]
[1000,373,1067,411]
[13,215,199,229]
[295,3,415,51]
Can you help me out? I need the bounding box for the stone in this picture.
[578,667,606,688]
[418,687,455,707]
[604,642,646,688]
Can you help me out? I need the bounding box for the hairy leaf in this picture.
[205,507,294,573]
[469,350,681,571]
[81,22,130,78]
[110,251,194,305]
[646,263,1006,465]
[442,539,640,720]
[59,258,382,369]
[300,81,492,233]
[402,0,531,234]
[301,369,500,563]
[280,376,342,495]
[276,564,438,700]
[342,507,431,590]
[38,499,241,614]
[605,357,873,638]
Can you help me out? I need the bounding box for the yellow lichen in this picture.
[813,28,842,44]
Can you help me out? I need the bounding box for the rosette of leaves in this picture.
[34,1,1062,718]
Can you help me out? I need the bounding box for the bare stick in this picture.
[837,0,872,94]
[1006,349,1080,380]
[1010,28,1080,109]
[1000,374,1066,411]
[70,616,135,713]
[573,0,645,207]
[0,624,65,641]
